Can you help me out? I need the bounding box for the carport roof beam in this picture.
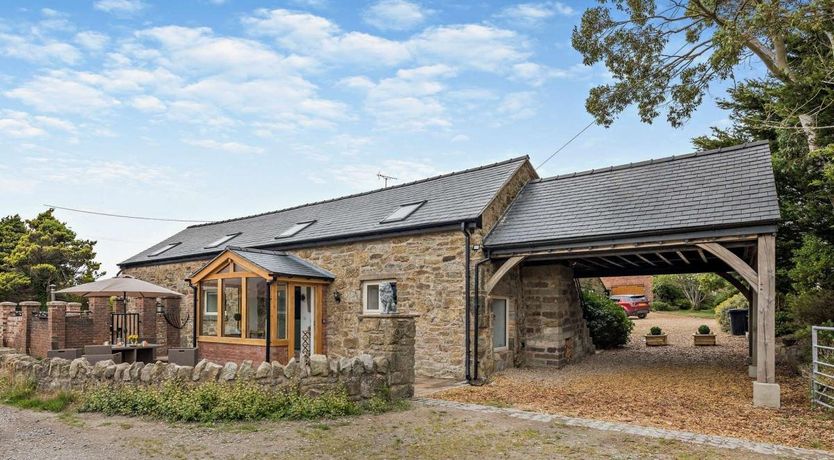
[598,257,624,268]
[617,255,640,267]
[655,252,673,265]
[635,254,656,266]
[676,251,691,264]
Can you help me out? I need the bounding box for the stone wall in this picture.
[0,348,409,401]
[520,264,595,368]
[0,304,416,403]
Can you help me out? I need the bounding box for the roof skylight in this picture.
[276,221,316,239]
[381,201,425,223]
[205,233,241,249]
[148,242,180,257]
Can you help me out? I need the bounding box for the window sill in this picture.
[357,313,420,319]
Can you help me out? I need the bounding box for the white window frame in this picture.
[362,280,397,314]
[276,220,316,239]
[490,297,509,351]
[148,242,180,257]
[203,286,218,318]
[380,201,425,223]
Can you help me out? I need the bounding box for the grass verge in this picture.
[0,378,75,412]
[661,309,716,319]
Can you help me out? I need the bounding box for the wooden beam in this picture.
[756,234,776,384]
[582,258,609,268]
[617,255,640,267]
[698,249,709,264]
[696,242,758,287]
[676,250,690,264]
[716,272,751,298]
[598,257,624,268]
[655,252,673,266]
[635,254,656,266]
[484,256,525,295]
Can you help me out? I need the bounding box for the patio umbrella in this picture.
[55,275,182,312]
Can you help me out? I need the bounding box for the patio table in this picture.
[111,344,160,364]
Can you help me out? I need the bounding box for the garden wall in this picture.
[0,313,416,400]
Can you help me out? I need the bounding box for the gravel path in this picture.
[0,402,786,459]
[436,312,834,451]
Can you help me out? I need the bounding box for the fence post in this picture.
[18,301,40,355]
[0,302,16,347]
[46,301,67,351]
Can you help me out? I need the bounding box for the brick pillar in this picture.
[66,302,82,315]
[47,301,67,351]
[128,297,158,344]
[89,297,111,345]
[18,301,40,355]
[0,302,16,347]
[164,298,181,350]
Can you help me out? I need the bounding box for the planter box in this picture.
[693,334,716,346]
[645,334,667,346]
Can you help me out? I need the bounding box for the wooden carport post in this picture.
[697,234,779,408]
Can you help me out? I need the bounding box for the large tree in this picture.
[0,210,102,303]
[572,0,833,151]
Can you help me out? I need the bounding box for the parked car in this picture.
[610,295,650,318]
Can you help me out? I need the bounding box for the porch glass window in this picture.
[491,298,508,349]
[222,278,242,337]
[276,283,287,340]
[246,278,267,339]
[200,280,218,336]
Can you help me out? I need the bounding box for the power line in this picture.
[45,204,211,223]
[536,120,596,170]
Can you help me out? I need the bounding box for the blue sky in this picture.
[0,0,749,275]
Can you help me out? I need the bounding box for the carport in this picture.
[479,141,782,408]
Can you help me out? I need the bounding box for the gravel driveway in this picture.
[0,401,782,459]
[437,312,834,451]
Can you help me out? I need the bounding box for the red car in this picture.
[610,295,650,318]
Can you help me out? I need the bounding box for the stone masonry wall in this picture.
[0,315,415,400]
[520,264,595,368]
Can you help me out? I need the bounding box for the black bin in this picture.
[728,309,749,336]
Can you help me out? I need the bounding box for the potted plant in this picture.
[127,334,139,346]
[645,326,667,346]
[693,324,716,346]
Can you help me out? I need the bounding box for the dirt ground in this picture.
[436,312,834,451]
[0,402,787,459]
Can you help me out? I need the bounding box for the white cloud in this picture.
[408,24,530,72]
[243,9,410,67]
[0,33,81,64]
[497,91,538,120]
[0,113,46,138]
[364,0,427,31]
[93,0,146,15]
[130,95,166,112]
[341,64,456,130]
[75,31,109,51]
[5,72,119,114]
[184,138,265,155]
[497,2,574,26]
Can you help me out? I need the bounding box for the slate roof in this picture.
[120,156,530,267]
[219,247,334,280]
[484,141,780,249]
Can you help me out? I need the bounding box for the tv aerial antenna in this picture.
[377,172,398,187]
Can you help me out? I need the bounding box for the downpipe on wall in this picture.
[470,257,491,385]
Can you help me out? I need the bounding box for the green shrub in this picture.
[714,293,748,332]
[80,381,370,423]
[698,324,711,335]
[581,290,633,348]
[649,326,662,336]
[653,280,685,304]
[789,290,834,327]
[650,300,677,311]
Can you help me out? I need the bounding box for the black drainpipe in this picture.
[472,257,491,384]
[188,280,197,348]
[461,223,472,382]
[265,276,275,363]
